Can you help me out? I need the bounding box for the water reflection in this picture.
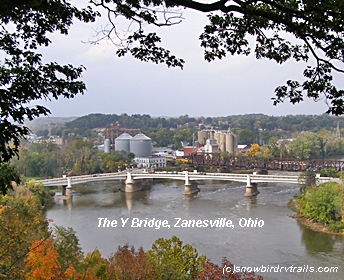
[123,190,152,213]
[301,223,335,253]
[298,221,344,254]
[244,196,258,211]
[47,180,344,280]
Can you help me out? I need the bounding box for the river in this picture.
[46,178,344,279]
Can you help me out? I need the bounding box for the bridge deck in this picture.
[38,171,334,187]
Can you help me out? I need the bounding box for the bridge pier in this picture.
[65,177,73,197]
[124,172,142,192]
[182,171,199,195]
[182,182,200,195]
[62,177,73,197]
[244,183,259,197]
[244,175,259,197]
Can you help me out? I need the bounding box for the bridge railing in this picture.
[38,172,127,186]
[39,171,337,187]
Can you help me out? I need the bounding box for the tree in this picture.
[64,139,100,175]
[26,180,53,207]
[173,129,195,148]
[298,168,317,192]
[0,1,98,194]
[51,225,84,273]
[0,164,20,195]
[91,0,344,115]
[0,1,98,166]
[0,194,50,278]
[247,143,261,156]
[289,131,323,159]
[80,250,108,279]
[151,128,172,147]
[266,137,280,158]
[107,244,154,279]
[25,239,76,280]
[238,129,256,145]
[297,182,344,226]
[146,235,206,279]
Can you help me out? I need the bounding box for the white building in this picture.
[134,156,166,169]
[204,137,219,153]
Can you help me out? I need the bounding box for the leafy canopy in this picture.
[91,0,344,114]
[0,0,98,165]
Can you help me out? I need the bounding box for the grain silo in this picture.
[115,132,132,154]
[233,134,238,153]
[130,133,152,157]
[104,138,111,154]
[220,133,226,151]
[214,132,221,149]
[226,133,235,153]
[198,131,208,145]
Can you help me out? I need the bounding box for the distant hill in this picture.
[61,113,343,134]
[25,116,78,133]
[32,113,344,140]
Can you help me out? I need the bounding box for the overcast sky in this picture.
[31,1,342,118]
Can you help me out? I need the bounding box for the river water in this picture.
[46,178,344,279]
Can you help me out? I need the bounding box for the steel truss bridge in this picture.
[187,154,344,172]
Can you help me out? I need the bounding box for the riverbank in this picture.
[288,198,344,236]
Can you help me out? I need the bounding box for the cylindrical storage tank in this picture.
[220,133,226,152]
[130,133,152,157]
[233,134,238,153]
[226,133,235,153]
[198,131,208,145]
[104,139,111,154]
[214,132,221,149]
[115,132,132,154]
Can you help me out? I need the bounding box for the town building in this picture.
[134,156,166,169]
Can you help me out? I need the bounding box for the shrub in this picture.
[298,182,344,225]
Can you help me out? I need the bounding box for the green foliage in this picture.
[238,129,257,146]
[57,113,344,137]
[320,169,340,178]
[147,235,206,279]
[80,249,108,279]
[328,221,344,233]
[297,182,344,227]
[11,141,63,178]
[266,138,280,158]
[0,194,50,278]
[64,139,101,175]
[298,168,317,192]
[26,180,53,207]
[173,129,195,148]
[99,151,132,173]
[0,1,98,165]
[0,163,20,195]
[51,225,84,273]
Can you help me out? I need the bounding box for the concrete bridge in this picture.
[38,170,337,197]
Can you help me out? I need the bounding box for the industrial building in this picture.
[198,129,238,154]
[203,137,219,153]
[129,133,152,157]
[114,132,132,154]
[104,132,153,158]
